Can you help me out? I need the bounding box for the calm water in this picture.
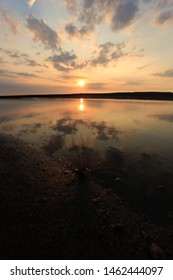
[1,98,173,218]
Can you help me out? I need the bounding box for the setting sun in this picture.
[78,80,86,87]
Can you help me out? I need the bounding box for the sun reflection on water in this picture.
[79,98,85,111]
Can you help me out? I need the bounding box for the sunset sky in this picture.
[0,0,173,95]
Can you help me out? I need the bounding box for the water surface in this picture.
[1,98,173,218]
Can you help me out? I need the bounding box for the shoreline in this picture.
[0,91,173,101]
[1,133,173,259]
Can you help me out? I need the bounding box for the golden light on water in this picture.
[79,98,85,111]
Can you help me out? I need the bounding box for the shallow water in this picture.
[1,98,173,218]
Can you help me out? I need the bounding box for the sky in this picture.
[0,0,173,95]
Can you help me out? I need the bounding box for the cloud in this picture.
[0,116,13,123]
[48,51,77,72]
[0,57,6,64]
[143,0,173,25]
[48,41,126,73]
[83,0,95,9]
[155,0,173,9]
[0,48,28,58]
[63,0,78,13]
[126,80,141,85]
[91,121,119,141]
[48,51,87,72]
[63,0,140,37]
[0,69,15,78]
[90,42,126,67]
[26,14,60,50]
[0,7,20,34]
[60,74,86,80]
[15,72,38,78]
[87,82,108,90]
[65,1,99,38]
[53,118,78,134]
[153,69,173,77]
[27,0,36,7]
[111,0,139,31]
[156,9,173,24]
[137,63,152,70]
[51,118,119,143]
[63,0,173,36]
[65,23,78,37]
[65,23,93,38]
[25,58,41,67]
[17,123,43,138]
[142,0,173,10]
[0,69,38,79]
[150,113,173,123]
[78,4,99,29]
[43,134,64,155]
[0,47,43,68]
[9,53,20,58]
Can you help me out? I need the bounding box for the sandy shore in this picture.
[0,133,173,260]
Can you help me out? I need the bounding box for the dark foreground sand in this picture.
[0,133,173,260]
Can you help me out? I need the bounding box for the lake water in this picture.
[1,98,173,219]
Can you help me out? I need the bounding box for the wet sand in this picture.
[0,133,173,260]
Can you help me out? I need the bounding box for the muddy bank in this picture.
[0,133,173,260]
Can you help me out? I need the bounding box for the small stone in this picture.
[115,177,122,182]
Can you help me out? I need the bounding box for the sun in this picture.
[78,80,86,87]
